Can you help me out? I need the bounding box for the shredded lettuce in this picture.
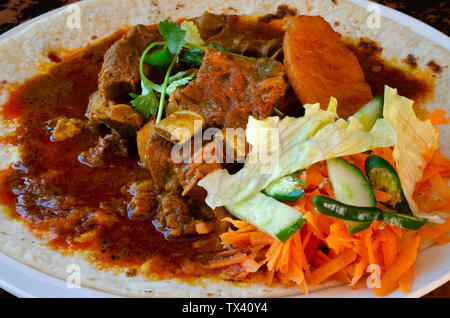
[383,86,445,223]
[198,100,396,209]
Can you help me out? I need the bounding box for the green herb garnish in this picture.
[130,19,257,123]
[129,41,165,120]
[273,107,284,117]
[182,48,204,66]
[158,20,186,54]
[144,46,172,68]
[130,21,191,122]
[150,71,196,95]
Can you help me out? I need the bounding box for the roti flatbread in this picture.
[0,0,448,297]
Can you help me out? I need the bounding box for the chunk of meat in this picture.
[197,11,282,57]
[172,49,288,129]
[145,123,181,193]
[87,91,144,137]
[78,133,129,168]
[99,24,161,102]
[141,119,222,195]
[156,193,197,237]
[283,16,373,118]
[155,192,220,238]
[127,180,158,221]
[196,11,227,40]
[135,120,222,237]
[173,148,222,197]
[206,24,281,58]
[51,117,85,142]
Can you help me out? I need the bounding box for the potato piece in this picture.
[136,121,154,165]
[284,16,373,118]
[155,110,206,144]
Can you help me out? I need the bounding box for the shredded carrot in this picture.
[350,258,369,288]
[428,108,450,126]
[374,235,421,296]
[418,217,450,243]
[212,138,449,296]
[310,249,357,286]
[380,226,398,269]
[364,225,377,267]
[305,164,326,187]
[399,265,415,293]
[208,252,248,269]
[433,234,450,245]
[371,147,396,168]
[303,210,328,241]
[417,149,450,191]
[293,231,311,280]
[344,153,369,174]
[374,189,392,203]
[303,228,322,262]
[325,220,357,254]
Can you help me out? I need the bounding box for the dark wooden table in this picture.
[0,0,448,298]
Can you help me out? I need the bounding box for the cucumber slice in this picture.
[353,96,384,131]
[327,158,377,206]
[226,192,305,242]
[263,175,306,202]
[327,158,377,234]
[365,155,413,216]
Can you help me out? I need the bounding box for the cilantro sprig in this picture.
[130,41,165,119]
[130,22,190,122]
[130,20,257,123]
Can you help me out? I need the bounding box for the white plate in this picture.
[0,0,449,298]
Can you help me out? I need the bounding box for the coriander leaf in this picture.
[209,45,231,52]
[182,48,204,66]
[144,46,172,68]
[149,71,191,93]
[158,20,186,54]
[129,76,159,120]
[130,91,158,120]
[130,40,162,120]
[166,72,195,95]
[180,21,204,46]
[167,70,188,82]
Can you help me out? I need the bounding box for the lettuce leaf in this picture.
[383,86,445,223]
[198,101,396,209]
